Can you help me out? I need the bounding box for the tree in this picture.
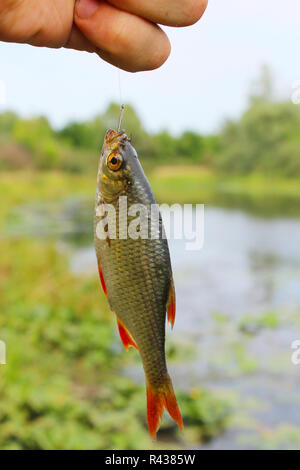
[176,131,205,161]
[249,64,275,104]
[215,100,300,176]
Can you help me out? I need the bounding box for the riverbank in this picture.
[2,169,300,221]
[150,166,300,217]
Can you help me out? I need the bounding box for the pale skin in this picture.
[0,0,208,72]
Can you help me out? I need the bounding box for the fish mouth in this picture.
[105,129,129,147]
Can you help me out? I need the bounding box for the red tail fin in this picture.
[146,374,183,440]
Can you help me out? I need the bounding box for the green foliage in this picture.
[178,388,230,442]
[176,131,205,161]
[0,103,215,170]
[0,111,19,135]
[239,311,280,334]
[1,68,300,177]
[238,424,300,450]
[216,101,300,176]
[153,130,178,159]
[11,117,59,169]
[56,103,157,160]
[57,116,105,150]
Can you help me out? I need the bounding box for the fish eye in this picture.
[107,152,123,171]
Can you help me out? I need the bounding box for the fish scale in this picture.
[94,127,183,439]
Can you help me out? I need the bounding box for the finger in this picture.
[0,0,75,47]
[107,0,208,27]
[0,0,37,42]
[64,24,96,52]
[74,0,171,72]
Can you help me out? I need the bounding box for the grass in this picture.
[0,171,94,226]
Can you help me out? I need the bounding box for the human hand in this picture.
[0,0,207,71]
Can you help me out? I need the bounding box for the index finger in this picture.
[107,0,208,27]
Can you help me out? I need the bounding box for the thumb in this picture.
[0,0,31,42]
[0,0,74,47]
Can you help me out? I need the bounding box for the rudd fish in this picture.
[94,108,183,439]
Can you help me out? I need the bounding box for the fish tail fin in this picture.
[146,374,183,440]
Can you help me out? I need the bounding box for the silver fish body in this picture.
[94,129,182,438]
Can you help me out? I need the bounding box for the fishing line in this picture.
[117,69,125,130]
[117,104,125,132]
[117,69,123,106]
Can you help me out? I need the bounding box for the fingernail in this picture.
[76,0,100,19]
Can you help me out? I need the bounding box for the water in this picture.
[173,208,300,324]
[9,200,300,449]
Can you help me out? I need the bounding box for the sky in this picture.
[0,0,300,135]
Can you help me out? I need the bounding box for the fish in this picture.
[93,113,183,440]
